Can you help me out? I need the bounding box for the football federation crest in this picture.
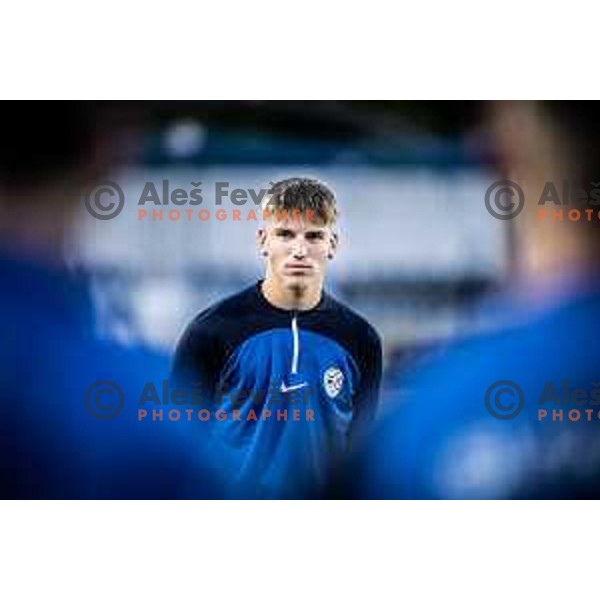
[323,366,344,398]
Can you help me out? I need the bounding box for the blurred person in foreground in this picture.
[0,103,222,498]
[339,101,600,499]
[172,178,382,498]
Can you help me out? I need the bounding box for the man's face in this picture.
[258,217,337,293]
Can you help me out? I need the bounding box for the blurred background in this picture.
[70,101,507,402]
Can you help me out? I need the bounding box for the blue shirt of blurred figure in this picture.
[350,281,600,499]
[0,252,223,499]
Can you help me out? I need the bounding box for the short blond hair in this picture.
[262,177,338,226]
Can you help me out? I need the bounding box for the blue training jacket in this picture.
[172,281,382,498]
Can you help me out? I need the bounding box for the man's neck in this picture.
[261,277,322,311]
[506,229,600,314]
[0,185,79,268]
[0,209,70,267]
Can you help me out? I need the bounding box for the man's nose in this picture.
[291,238,308,259]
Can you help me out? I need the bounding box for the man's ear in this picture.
[257,228,268,256]
[328,231,339,260]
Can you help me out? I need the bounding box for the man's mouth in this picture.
[285,264,312,273]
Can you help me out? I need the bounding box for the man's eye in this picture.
[306,233,325,241]
[277,230,292,238]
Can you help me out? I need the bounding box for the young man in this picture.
[172,177,382,498]
[0,103,222,499]
[341,102,600,499]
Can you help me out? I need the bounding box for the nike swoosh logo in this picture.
[280,381,309,393]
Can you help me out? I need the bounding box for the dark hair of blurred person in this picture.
[0,102,222,498]
[336,101,600,499]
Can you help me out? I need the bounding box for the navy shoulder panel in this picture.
[302,292,382,373]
